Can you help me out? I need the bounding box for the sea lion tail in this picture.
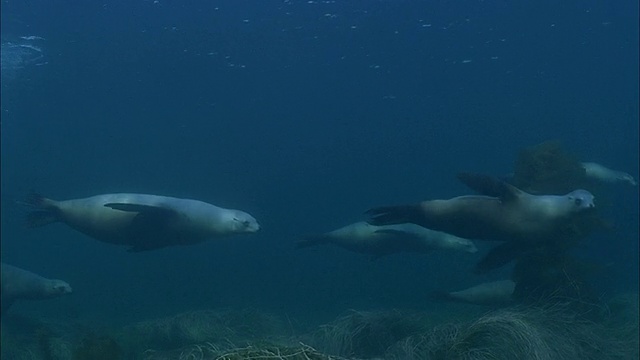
[295,235,329,249]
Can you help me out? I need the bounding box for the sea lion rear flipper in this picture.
[456,172,522,201]
[26,210,60,228]
[22,192,61,227]
[20,192,47,208]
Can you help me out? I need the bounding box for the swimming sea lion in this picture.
[296,221,478,256]
[1,263,72,315]
[367,173,596,243]
[24,193,260,252]
[581,162,637,186]
[432,280,515,306]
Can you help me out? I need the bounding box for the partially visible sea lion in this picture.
[432,280,515,306]
[296,221,478,256]
[23,193,260,252]
[1,263,72,314]
[581,162,637,186]
[367,173,596,243]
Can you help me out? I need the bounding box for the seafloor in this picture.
[1,292,638,360]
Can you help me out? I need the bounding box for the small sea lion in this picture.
[367,173,596,243]
[432,280,516,306]
[23,193,260,252]
[1,263,72,314]
[581,162,637,186]
[296,221,478,256]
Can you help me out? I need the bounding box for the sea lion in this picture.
[581,162,637,186]
[1,263,72,314]
[296,221,478,256]
[23,193,260,252]
[367,173,596,244]
[432,280,515,306]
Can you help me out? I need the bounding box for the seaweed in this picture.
[72,333,122,360]
[143,342,348,360]
[511,140,588,195]
[386,304,637,360]
[305,309,434,358]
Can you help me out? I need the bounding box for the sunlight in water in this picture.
[1,37,46,82]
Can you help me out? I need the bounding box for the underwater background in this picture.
[1,0,638,359]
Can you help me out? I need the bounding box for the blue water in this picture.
[1,0,638,330]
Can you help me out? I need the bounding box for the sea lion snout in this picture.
[52,280,73,295]
[232,213,261,233]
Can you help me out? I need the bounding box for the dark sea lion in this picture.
[367,173,596,244]
[24,193,260,252]
[296,221,478,256]
[1,263,72,315]
[581,162,637,186]
[432,280,516,306]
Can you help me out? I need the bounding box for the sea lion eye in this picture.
[233,217,249,226]
[574,198,582,206]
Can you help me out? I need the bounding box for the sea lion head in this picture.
[565,189,596,212]
[226,210,261,233]
[448,237,479,253]
[619,172,637,186]
[46,280,73,298]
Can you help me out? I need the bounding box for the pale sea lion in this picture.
[24,193,260,252]
[1,263,72,314]
[367,173,596,244]
[433,280,516,305]
[581,162,637,186]
[296,221,478,256]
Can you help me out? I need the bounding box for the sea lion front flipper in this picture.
[373,229,409,236]
[474,242,530,274]
[105,203,179,227]
[104,203,172,213]
[105,203,181,252]
[373,229,421,241]
[456,172,522,201]
[366,205,423,226]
